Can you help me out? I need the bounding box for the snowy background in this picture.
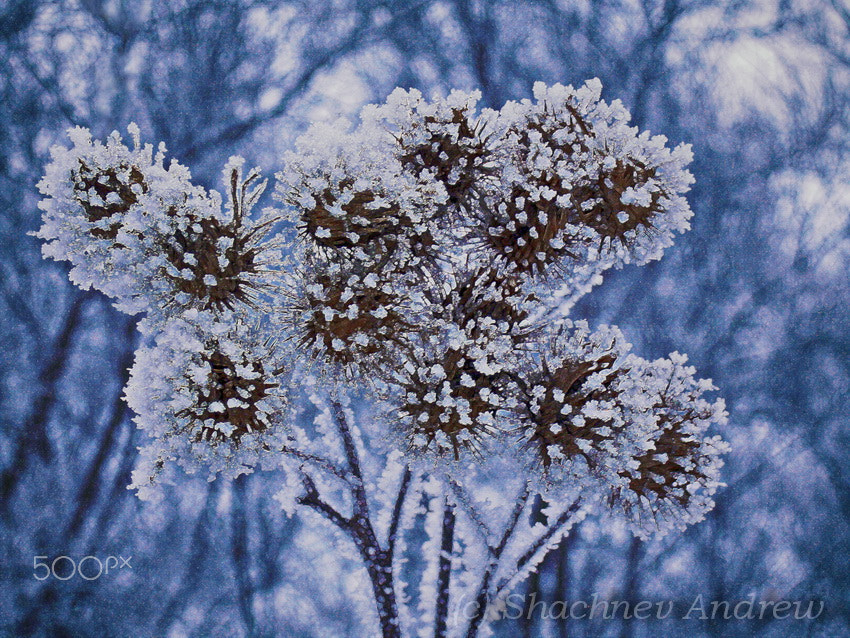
[1,1,849,636]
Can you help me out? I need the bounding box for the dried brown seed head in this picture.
[164,213,267,310]
[72,160,147,239]
[571,159,661,242]
[482,107,589,273]
[300,180,401,251]
[520,353,624,469]
[398,107,495,213]
[442,268,533,339]
[397,346,501,459]
[485,183,576,275]
[293,179,440,271]
[296,270,414,371]
[178,349,279,444]
[612,409,711,511]
[163,166,276,311]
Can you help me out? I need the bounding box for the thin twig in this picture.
[387,466,412,563]
[492,484,532,559]
[296,472,351,531]
[449,479,492,546]
[280,445,350,483]
[496,498,583,598]
[330,399,364,484]
[464,483,532,638]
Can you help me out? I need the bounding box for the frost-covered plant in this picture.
[37,79,728,638]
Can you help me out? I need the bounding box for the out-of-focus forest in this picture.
[1,1,848,636]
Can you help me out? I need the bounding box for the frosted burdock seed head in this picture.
[299,178,402,251]
[280,170,441,274]
[163,163,278,311]
[125,319,290,487]
[36,125,193,312]
[514,322,631,470]
[277,118,445,272]
[72,159,147,240]
[388,89,496,214]
[179,347,280,443]
[391,344,503,459]
[439,268,534,343]
[521,354,623,468]
[383,287,519,459]
[36,128,282,317]
[568,158,663,245]
[482,93,594,275]
[609,355,728,536]
[616,415,707,508]
[289,261,416,374]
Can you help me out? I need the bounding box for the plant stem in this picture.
[330,398,402,638]
[434,498,456,638]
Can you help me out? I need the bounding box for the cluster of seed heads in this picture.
[37,80,726,531]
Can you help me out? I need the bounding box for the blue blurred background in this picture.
[1,1,848,636]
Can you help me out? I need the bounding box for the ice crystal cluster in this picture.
[38,79,728,635]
